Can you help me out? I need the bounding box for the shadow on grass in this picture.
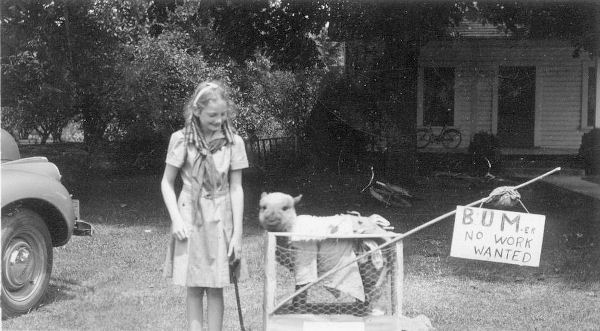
[41,277,95,307]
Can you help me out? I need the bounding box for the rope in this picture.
[479,185,531,213]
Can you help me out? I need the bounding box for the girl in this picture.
[161,81,248,331]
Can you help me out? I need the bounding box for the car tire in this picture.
[1,208,53,318]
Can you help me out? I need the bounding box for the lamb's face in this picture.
[258,192,302,232]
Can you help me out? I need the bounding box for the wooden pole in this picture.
[391,240,404,317]
[263,233,276,331]
[269,167,561,315]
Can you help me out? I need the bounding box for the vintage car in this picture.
[1,129,91,318]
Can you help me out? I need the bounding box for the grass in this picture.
[3,144,600,330]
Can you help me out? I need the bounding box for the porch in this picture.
[417,146,579,156]
[417,146,585,176]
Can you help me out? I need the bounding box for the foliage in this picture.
[106,29,232,170]
[208,0,327,70]
[308,23,345,70]
[476,2,598,56]
[1,107,25,138]
[2,0,597,159]
[306,72,373,168]
[304,66,418,177]
[578,128,600,175]
[233,53,325,138]
[60,120,84,142]
[1,0,80,143]
[0,0,125,146]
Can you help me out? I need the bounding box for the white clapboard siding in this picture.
[419,39,592,150]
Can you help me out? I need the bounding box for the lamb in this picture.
[258,192,393,236]
[258,192,394,313]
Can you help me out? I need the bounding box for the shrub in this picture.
[468,131,502,175]
[106,31,231,171]
[233,52,325,138]
[304,72,371,170]
[104,37,325,171]
[114,128,169,173]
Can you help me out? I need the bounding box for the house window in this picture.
[424,67,455,126]
[588,67,597,127]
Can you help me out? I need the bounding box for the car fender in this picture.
[1,168,75,246]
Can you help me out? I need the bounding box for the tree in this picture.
[206,0,328,70]
[234,53,324,137]
[475,1,597,56]
[0,0,126,146]
[1,0,78,143]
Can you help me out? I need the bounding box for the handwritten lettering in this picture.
[493,235,532,248]
[473,246,532,263]
[451,206,545,267]
[501,213,520,233]
[463,208,474,225]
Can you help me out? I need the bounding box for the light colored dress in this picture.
[163,129,248,287]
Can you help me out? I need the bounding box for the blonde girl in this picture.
[161,81,248,331]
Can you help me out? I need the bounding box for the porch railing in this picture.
[245,136,302,169]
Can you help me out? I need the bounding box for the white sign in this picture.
[303,322,365,331]
[450,206,545,267]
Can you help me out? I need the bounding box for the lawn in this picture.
[3,144,599,330]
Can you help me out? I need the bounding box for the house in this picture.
[417,21,599,153]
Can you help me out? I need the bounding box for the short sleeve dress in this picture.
[163,129,248,287]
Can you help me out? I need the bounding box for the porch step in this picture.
[501,153,584,169]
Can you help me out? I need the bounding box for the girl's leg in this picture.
[206,288,224,331]
[186,287,205,331]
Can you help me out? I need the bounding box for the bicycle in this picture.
[360,166,416,208]
[416,123,462,149]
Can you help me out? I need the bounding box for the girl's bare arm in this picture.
[161,164,188,240]
[228,169,244,259]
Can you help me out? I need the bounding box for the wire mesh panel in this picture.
[263,233,404,331]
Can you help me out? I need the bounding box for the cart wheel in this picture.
[370,187,412,208]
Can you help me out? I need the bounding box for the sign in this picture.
[450,206,545,267]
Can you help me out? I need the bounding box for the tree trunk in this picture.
[40,132,50,144]
[52,130,62,143]
[594,3,600,128]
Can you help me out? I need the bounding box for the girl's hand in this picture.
[228,235,242,262]
[171,220,188,241]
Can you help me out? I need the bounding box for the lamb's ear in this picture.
[293,194,303,205]
[261,192,268,199]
